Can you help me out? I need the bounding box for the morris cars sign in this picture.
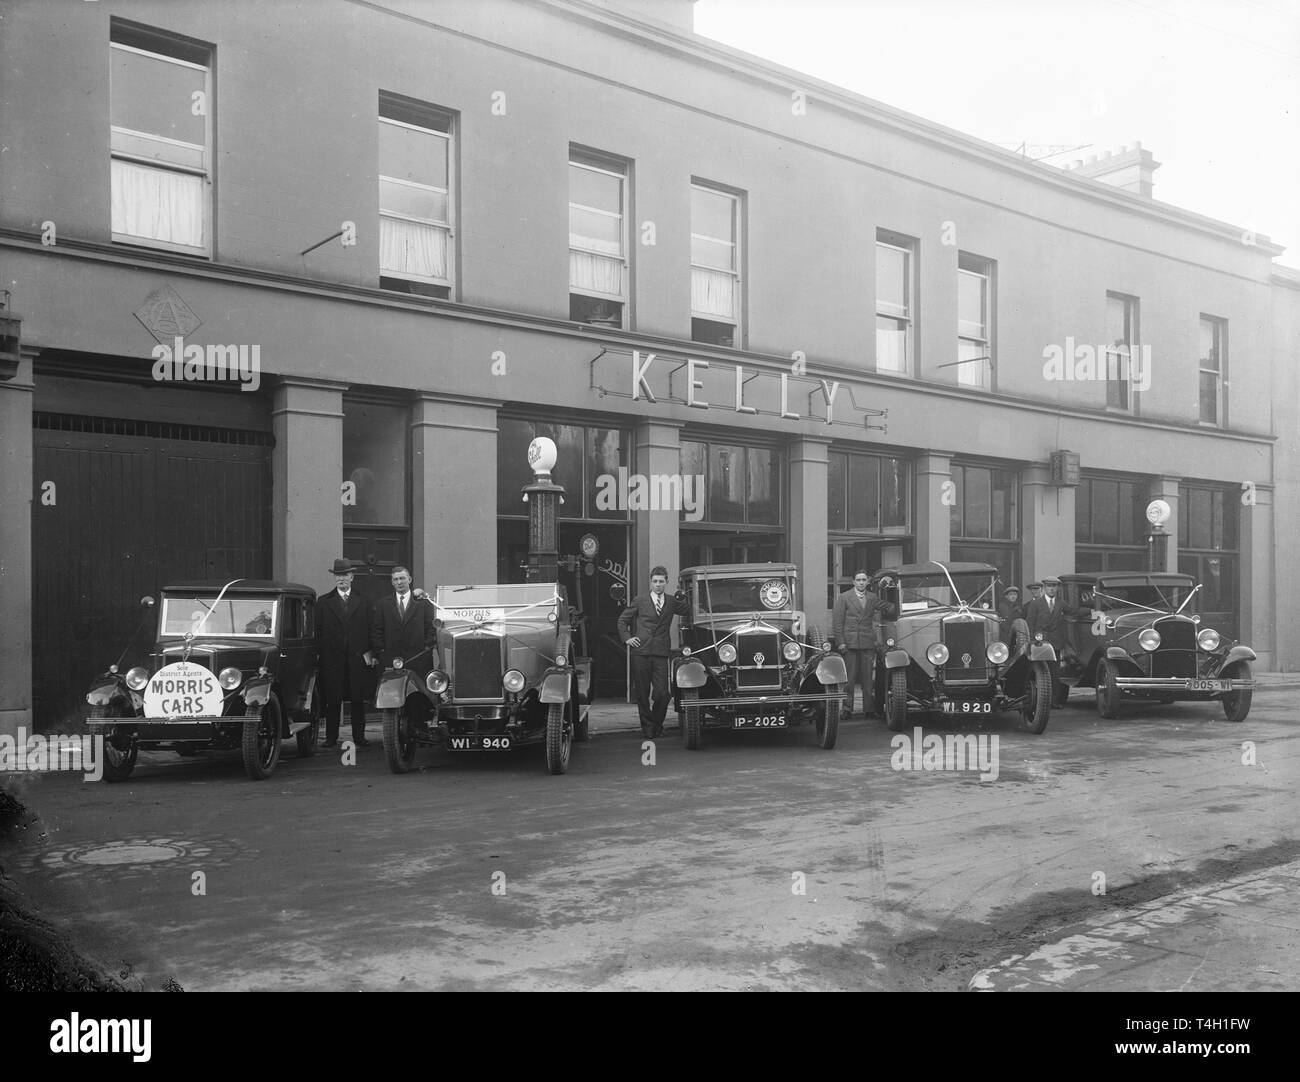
[143,661,223,719]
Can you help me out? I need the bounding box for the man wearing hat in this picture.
[1025,576,1075,706]
[997,584,1026,647]
[316,558,377,749]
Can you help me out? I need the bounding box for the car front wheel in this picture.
[884,668,908,732]
[1221,662,1252,723]
[242,696,282,780]
[382,704,417,773]
[1021,661,1051,734]
[681,688,702,750]
[816,685,840,749]
[1096,660,1122,719]
[545,701,571,774]
[90,705,138,782]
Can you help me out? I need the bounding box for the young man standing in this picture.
[370,566,439,740]
[618,565,688,739]
[832,570,893,717]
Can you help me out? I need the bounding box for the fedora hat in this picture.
[329,558,355,575]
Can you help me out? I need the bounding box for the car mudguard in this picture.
[1029,643,1057,663]
[1105,645,1130,661]
[815,653,847,685]
[375,670,419,710]
[86,679,126,707]
[1221,644,1257,667]
[539,670,571,703]
[883,649,910,670]
[243,677,273,707]
[675,659,708,689]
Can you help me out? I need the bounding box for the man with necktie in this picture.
[316,557,377,749]
[370,566,439,736]
[832,570,894,717]
[1025,575,1075,707]
[618,564,689,738]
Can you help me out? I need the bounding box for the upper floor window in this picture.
[875,233,915,376]
[379,93,454,299]
[956,253,993,389]
[569,150,628,327]
[1199,315,1227,426]
[691,183,742,347]
[110,22,211,256]
[1105,292,1140,412]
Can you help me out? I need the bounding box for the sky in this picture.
[693,0,1300,267]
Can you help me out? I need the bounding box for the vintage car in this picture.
[1054,572,1256,721]
[875,561,1055,734]
[379,582,591,775]
[671,563,846,750]
[85,581,319,781]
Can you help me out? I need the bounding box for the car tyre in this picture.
[816,685,840,750]
[1221,661,1252,723]
[682,688,703,750]
[545,700,571,774]
[296,710,320,758]
[242,696,282,780]
[1096,659,1122,719]
[1021,661,1052,734]
[382,704,417,773]
[91,705,138,782]
[884,668,908,732]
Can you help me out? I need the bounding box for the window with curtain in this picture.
[109,23,211,256]
[691,183,741,346]
[570,151,627,326]
[957,253,993,389]
[379,94,454,299]
[1106,292,1139,412]
[1199,315,1226,426]
[876,234,914,375]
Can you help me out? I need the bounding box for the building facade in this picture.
[1,0,1296,732]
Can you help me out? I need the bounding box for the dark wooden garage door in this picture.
[32,414,272,729]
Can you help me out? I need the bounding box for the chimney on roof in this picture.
[1064,142,1161,197]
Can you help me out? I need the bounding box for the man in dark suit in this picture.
[316,557,377,749]
[832,570,895,717]
[618,564,688,738]
[1025,575,1075,706]
[370,566,440,730]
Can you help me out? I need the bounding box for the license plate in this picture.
[942,701,992,714]
[1186,679,1232,692]
[447,735,512,751]
[733,714,786,729]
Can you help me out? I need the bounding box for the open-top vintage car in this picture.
[380,582,591,775]
[671,563,846,750]
[1054,572,1256,721]
[876,561,1055,734]
[85,581,319,781]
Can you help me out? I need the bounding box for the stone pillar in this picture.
[272,378,345,585]
[1021,464,1076,584]
[789,437,831,635]
[632,420,683,592]
[411,394,500,587]
[1150,476,1181,573]
[915,452,953,565]
[0,349,35,740]
[1240,483,1274,669]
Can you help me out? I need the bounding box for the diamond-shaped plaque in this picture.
[134,284,202,343]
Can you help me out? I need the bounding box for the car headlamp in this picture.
[682,647,692,658]
[718,643,737,663]
[926,643,949,665]
[782,641,802,661]
[554,654,567,668]
[986,642,1009,665]
[503,669,525,693]
[1197,628,1221,651]
[125,667,150,691]
[822,641,833,652]
[393,657,404,670]
[218,667,243,690]
[426,670,449,694]
[886,638,895,648]
[1138,628,1162,652]
[1034,632,1044,643]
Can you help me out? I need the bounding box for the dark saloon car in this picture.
[85,581,320,781]
[1054,572,1256,721]
[671,563,846,749]
[379,582,590,776]
[875,561,1055,733]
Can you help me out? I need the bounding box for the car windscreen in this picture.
[896,573,996,613]
[435,584,561,624]
[1093,581,1192,612]
[698,575,794,615]
[160,597,277,637]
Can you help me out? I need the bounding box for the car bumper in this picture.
[687,691,843,708]
[1113,677,1255,693]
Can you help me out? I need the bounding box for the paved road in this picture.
[4,689,1298,991]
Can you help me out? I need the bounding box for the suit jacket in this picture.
[1025,594,1074,650]
[315,588,373,701]
[370,592,439,675]
[618,592,688,657]
[832,588,892,650]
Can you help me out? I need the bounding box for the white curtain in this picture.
[691,268,734,319]
[380,216,449,281]
[111,159,204,248]
[569,250,621,296]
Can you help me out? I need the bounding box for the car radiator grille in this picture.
[943,620,989,682]
[453,637,501,699]
[1152,618,1197,678]
[734,631,782,689]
